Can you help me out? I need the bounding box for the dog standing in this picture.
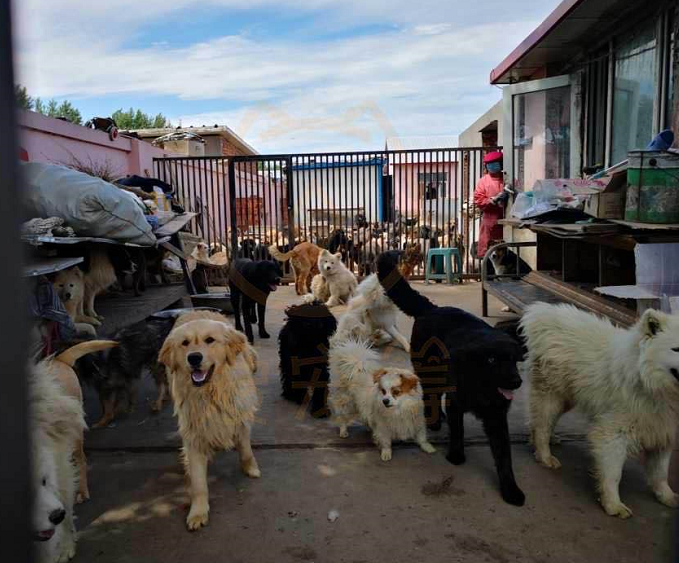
[159,310,260,531]
[521,303,679,518]
[228,258,282,344]
[377,252,525,506]
[328,338,435,461]
[279,302,337,417]
[269,242,321,295]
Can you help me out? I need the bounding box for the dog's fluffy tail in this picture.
[268,244,294,262]
[56,340,118,367]
[328,337,380,381]
[377,252,436,318]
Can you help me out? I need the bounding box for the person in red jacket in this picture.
[474,151,508,258]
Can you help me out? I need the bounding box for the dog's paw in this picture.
[242,459,261,479]
[420,442,436,454]
[501,484,526,507]
[186,510,209,531]
[151,401,162,413]
[446,451,466,465]
[339,427,349,438]
[380,449,392,462]
[75,489,90,504]
[259,330,271,339]
[656,490,679,508]
[602,500,633,519]
[536,453,562,469]
[56,538,76,562]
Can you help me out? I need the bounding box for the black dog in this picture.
[74,317,175,427]
[279,302,337,417]
[377,253,525,506]
[229,258,282,343]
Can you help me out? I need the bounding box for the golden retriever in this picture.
[159,310,260,531]
[268,242,321,295]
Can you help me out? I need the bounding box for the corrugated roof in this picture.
[126,125,258,155]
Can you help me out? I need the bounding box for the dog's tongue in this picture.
[498,388,515,400]
[191,370,208,384]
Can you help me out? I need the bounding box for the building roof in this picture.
[490,0,648,84]
[385,135,458,151]
[125,124,258,155]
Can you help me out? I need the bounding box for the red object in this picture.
[474,174,505,257]
[19,147,29,161]
[490,0,584,84]
[483,151,503,164]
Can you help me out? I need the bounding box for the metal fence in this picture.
[154,147,498,277]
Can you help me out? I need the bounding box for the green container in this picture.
[626,151,679,223]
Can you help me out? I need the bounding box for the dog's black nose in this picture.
[187,352,203,367]
[63,292,72,300]
[48,508,65,525]
[382,398,390,406]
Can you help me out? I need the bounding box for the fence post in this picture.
[285,156,295,246]
[227,158,238,260]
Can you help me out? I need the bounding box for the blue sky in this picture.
[13,0,563,153]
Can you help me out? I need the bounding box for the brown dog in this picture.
[49,340,119,502]
[268,242,321,295]
[159,310,259,531]
[399,243,423,280]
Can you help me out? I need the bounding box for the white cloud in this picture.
[12,0,560,152]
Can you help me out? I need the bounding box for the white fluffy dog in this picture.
[328,338,435,461]
[521,303,679,518]
[332,274,410,352]
[307,249,357,307]
[30,361,86,562]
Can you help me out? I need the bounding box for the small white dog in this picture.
[306,249,357,307]
[521,303,679,518]
[328,338,435,461]
[30,360,86,563]
[332,274,410,352]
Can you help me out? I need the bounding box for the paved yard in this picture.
[74,281,678,563]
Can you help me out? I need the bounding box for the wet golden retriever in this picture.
[159,310,260,531]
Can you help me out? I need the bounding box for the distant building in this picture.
[126,125,257,157]
[459,101,503,150]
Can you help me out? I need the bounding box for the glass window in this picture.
[611,24,657,164]
[418,172,447,199]
[512,85,571,190]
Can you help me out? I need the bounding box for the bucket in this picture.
[625,151,679,223]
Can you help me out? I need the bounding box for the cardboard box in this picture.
[582,169,627,219]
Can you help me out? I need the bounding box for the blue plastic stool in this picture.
[425,248,463,284]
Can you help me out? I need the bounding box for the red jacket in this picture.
[473,174,504,258]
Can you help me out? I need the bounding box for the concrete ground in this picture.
[75,281,678,563]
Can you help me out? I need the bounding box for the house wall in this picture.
[459,101,503,149]
[18,110,179,177]
[391,161,458,223]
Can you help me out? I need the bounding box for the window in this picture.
[418,172,447,200]
[611,24,657,164]
[584,53,609,169]
[512,86,571,190]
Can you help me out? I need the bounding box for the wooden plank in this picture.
[96,284,188,336]
[609,219,679,231]
[22,235,155,248]
[484,279,565,313]
[154,212,198,237]
[24,256,83,277]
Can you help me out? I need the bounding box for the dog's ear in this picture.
[334,252,342,260]
[399,372,420,394]
[372,368,388,383]
[223,327,248,366]
[641,308,667,338]
[158,335,178,371]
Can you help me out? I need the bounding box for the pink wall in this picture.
[17,110,179,178]
[391,161,458,214]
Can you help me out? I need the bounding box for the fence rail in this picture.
[154,146,499,278]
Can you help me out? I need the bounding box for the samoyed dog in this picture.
[306,249,357,308]
[521,303,679,518]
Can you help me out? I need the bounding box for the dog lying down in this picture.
[521,303,679,518]
[328,338,435,461]
[159,310,260,531]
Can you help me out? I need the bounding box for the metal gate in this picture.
[154,147,498,277]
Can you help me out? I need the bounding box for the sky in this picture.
[12,0,563,154]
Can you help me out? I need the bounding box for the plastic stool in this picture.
[425,248,462,284]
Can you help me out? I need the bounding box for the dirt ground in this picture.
[74,281,678,563]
